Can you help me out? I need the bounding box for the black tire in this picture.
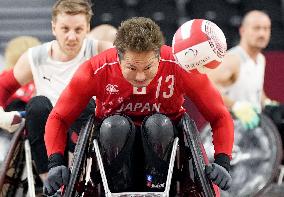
[0,122,26,197]
[63,116,95,197]
[200,113,283,197]
[181,113,216,197]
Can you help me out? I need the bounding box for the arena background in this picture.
[0,0,283,127]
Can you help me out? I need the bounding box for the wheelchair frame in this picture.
[63,115,216,197]
[0,120,36,197]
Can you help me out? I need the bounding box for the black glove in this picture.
[43,153,69,196]
[43,165,70,196]
[205,153,232,190]
[205,163,232,190]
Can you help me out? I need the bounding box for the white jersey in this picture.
[28,39,98,106]
[223,46,265,111]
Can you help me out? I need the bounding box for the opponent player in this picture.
[206,10,273,130]
[88,24,117,43]
[0,0,112,182]
[1,36,40,111]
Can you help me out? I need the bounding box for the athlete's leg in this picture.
[141,113,175,192]
[5,99,27,112]
[26,96,53,180]
[98,114,136,192]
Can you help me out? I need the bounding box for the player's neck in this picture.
[50,41,77,62]
[240,43,261,62]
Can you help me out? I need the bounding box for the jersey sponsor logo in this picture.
[150,182,165,189]
[118,97,124,103]
[43,76,51,81]
[116,102,161,113]
[106,84,119,94]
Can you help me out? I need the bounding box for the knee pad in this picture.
[142,114,175,191]
[99,114,135,164]
[142,113,174,160]
[26,96,53,116]
[98,115,136,192]
[25,96,52,174]
[26,96,53,144]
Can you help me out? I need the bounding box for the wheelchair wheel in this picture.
[200,113,283,197]
[181,113,216,197]
[0,122,27,197]
[63,116,95,197]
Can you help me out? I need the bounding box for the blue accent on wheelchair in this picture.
[19,111,26,118]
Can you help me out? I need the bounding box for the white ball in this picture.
[172,19,227,72]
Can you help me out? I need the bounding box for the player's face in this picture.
[242,15,271,50]
[120,50,160,87]
[52,13,90,58]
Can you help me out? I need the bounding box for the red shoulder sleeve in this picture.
[178,68,234,159]
[0,69,21,107]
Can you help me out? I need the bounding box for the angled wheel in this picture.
[200,113,283,197]
[0,122,26,197]
[181,113,216,197]
[63,116,95,197]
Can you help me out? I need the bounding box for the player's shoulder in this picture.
[28,41,48,54]
[160,45,178,64]
[28,41,50,66]
[227,45,246,62]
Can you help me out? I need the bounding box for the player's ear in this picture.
[51,20,56,37]
[87,24,91,33]
[155,49,160,60]
[118,50,124,62]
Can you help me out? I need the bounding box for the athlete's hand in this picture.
[43,165,70,196]
[264,98,279,107]
[205,163,232,190]
[0,107,22,133]
[232,101,260,130]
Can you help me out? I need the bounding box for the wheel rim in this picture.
[200,114,283,197]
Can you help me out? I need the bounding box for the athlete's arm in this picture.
[180,69,234,158]
[0,52,32,132]
[206,53,240,108]
[0,52,32,107]
[13,51,33,86]
[45,60,97,157]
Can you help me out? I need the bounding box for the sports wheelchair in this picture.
[201,113,283,197]
[60,113,218,197]
[0,117,38,197]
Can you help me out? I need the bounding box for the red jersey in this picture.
[45,46,234,159]
[6,82,35,105]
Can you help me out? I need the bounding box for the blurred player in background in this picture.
[88,24,117,43]
[2,36,41,111]
[207,10,277,128]
[0,0,113,183]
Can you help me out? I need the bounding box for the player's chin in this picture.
[65,46,80,54]
[256,41,269,48]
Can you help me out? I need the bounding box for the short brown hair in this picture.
[114,17,164,53]
[52,0,93,23]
